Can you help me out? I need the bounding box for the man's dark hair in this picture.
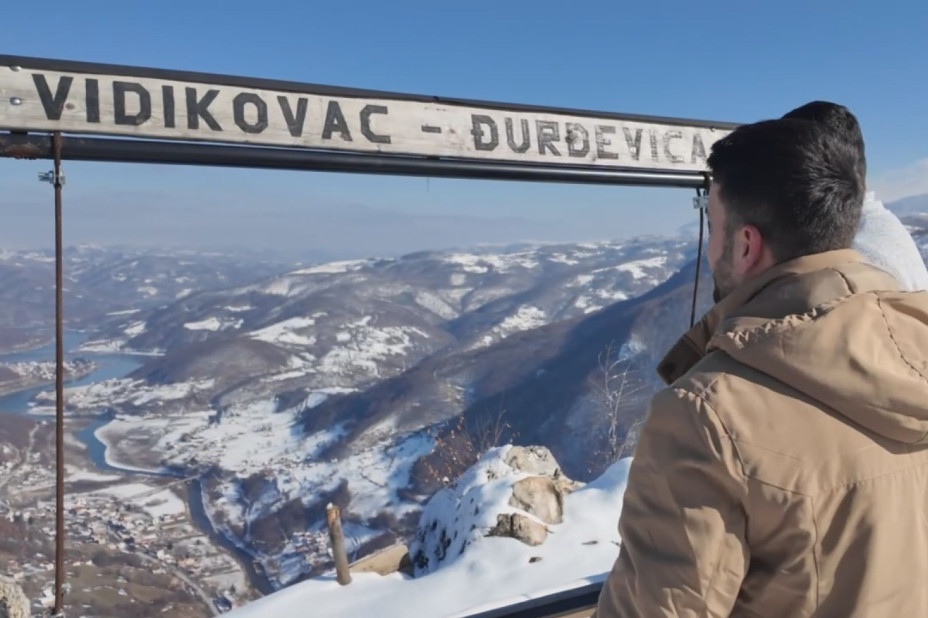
[782,100,867,180]
[707,117,864,263]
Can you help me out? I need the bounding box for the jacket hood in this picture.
[708,259,928,445]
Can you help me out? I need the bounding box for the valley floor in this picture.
[0,414,257,616]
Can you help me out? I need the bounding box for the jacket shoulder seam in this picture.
[671,382,750,490]
[875,294,928,444]
[678,373,819,496]
[810,496,822,608]
[667,383,748,614]
[821,458,928,494]
[827,266,854,296]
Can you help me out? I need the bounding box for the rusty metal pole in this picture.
[326,504,351,586]
[52,131,66,617]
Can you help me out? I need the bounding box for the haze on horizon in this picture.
[2,155,924,261]
[0,157,711,259]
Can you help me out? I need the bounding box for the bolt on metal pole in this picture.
[52,131,66,617]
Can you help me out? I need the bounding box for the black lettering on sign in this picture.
[690,134,707,164]
[322,101,352,141]
[595,125,618,159]
[662,130,684,163]
[113,81,152,126]
[32,74,73,121]
[471,115,499,151]
[360,105,391,143]
[277,96,308,137]
[185,88,222,131]
[233,93,268,134]
[505,118,530,153]
[622,127,642,160]
[649,132,659,161]
[566,123,589,157]
[85,79,100,124]
[162,86,176,128]
[536,121,561,156]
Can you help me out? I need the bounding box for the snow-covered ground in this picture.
[225,452,632,618]
[611,255,668,280]
[90,482,187,518]
[124,320,147,337]
[76,337,164,355]
[184,316,243,332]
[149,387,353,473]
[0,358,96,383]
[318,317,429,377]
[491,305,546,337]
[67,467,122,483]
[290,260,372,275]
[30,376,216,413]
[441,251,540,274]
[250,316,319,346]
[76,338,129,353]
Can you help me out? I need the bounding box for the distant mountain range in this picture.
[0,245,301,352]
[888,192,928,217]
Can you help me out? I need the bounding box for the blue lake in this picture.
[0,331,146,415]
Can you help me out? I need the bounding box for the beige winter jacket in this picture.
[593,249,928,617]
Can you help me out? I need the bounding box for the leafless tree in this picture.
[590,341,644,466]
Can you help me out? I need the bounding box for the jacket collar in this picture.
[656,249,871,384]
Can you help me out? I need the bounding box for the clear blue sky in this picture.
[2,1,926,257]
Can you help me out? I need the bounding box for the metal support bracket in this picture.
[38,170,65,186]
[692,172,711,209]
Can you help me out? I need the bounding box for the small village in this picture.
[0,441,254,616]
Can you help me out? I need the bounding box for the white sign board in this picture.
[0,64,732,173]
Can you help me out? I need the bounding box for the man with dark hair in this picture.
[783,101,867,175]
[783,100,928,291]
[593,115,928,617]
[705,117,865,297]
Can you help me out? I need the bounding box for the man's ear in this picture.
[734,223,766,275]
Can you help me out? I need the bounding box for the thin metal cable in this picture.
[689,176,710,328]
[53,131,66,617]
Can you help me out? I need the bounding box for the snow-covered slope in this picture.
[46,236,710,589]
[901,213,928,263]
[225,450,631,618]
[94,237,688,360]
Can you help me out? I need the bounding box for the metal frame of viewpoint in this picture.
[0,53,732,617]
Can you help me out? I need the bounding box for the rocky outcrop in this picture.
[504,446,584,494]
[509,476,563,525]
[409,445,584,576]
[488,513,548,546]
[503,445,562,477]
[501,446,584,529]
[0,576,29,618]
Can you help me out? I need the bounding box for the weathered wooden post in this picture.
[326,503,352,586]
